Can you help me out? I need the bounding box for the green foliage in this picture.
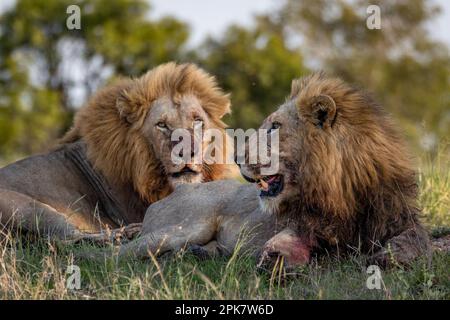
[0,56,64,159]
[0,0,189,160]
[194,19,307,129]
[80,0,188,75]
[0,0,449,159]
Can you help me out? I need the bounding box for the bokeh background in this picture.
[0,0,449,164]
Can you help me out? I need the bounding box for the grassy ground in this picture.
[0,159,449,300]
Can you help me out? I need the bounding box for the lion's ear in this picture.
[305,94,337,129]
[116,90,134,124]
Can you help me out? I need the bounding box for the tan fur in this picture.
[62,62,232,204]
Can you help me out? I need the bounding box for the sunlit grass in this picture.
[419,151,450,230]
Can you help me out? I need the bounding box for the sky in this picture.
[148,0,278,46]
[149,0,450,47]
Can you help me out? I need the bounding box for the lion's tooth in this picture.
[259,179,269,191]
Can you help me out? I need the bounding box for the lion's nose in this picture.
[178,148,195,158]
[173,135,196,159]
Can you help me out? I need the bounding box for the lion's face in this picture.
[69,62,232,203]
[240,76,343,214]
[142,94,214,188]
[240,100,303,213]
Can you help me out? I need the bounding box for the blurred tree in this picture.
[1,0,448,161]
[274,0,450,152]
[0,55,63,158]
[195,17,307,129]
[0,0,188,160]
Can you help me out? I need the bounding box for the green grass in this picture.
[0,237,448,300]
[0,159,449,300]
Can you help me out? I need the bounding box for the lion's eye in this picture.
[156,122,168,130]
[268,122,281,133]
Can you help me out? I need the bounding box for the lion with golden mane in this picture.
[0,62,233,239]
[116,73,431,267]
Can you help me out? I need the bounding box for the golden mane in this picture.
[61,62,231,203]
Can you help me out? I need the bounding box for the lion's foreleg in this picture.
[0,188,81,240]
[118,218,219,260]
[65,223,143,245]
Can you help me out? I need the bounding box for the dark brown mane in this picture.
[287,73,419,251]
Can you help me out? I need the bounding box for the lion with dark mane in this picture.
[245,72,432,266]
[118,72,431,267]
[0,62,233,239]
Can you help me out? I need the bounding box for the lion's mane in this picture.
[62,62,231,203]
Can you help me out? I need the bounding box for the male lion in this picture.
[116,73,431,267]
[0,62,233,240]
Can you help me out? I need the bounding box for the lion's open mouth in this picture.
[257,174,284,197]
[171,166,199,179]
